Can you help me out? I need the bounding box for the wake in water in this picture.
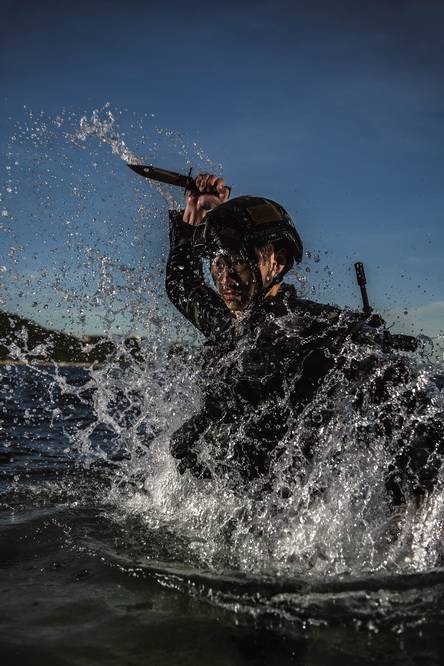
[1,106,444,639]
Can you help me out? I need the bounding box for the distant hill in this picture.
[0,310,142,364]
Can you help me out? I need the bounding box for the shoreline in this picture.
[0,360,103,368]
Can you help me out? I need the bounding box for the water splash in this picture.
[81,315,444,579]
[0,104,222,335]
[1,105,444,634]
[74,105,139,164]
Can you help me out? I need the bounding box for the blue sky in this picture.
[0,0,443,344]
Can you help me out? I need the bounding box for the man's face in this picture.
[210,246,284,314]
[210,254,255,312]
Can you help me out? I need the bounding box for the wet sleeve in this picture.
[165,210,233,339]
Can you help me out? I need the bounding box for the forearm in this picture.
[165,210,232,338]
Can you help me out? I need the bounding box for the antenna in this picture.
[354,262,372,316]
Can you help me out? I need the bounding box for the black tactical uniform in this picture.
[166,208,443,501]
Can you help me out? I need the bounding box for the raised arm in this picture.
[165,173,232,338]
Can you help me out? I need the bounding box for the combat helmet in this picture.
[193,195,303,294]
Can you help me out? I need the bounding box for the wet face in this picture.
[210,254,256,313]
[210,245,286,315]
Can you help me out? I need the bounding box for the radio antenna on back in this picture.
[354,262,372,316]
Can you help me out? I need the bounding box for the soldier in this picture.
[165,173,443,502]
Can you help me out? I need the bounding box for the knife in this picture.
[128,163,231,196]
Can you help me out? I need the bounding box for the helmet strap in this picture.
[251,269,284,310]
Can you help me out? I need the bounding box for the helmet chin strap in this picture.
[250,266,284,310]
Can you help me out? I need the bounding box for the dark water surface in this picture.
[1,365,444,665]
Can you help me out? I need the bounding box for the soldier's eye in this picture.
[232,259,248,271]
[211,257,226,272]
